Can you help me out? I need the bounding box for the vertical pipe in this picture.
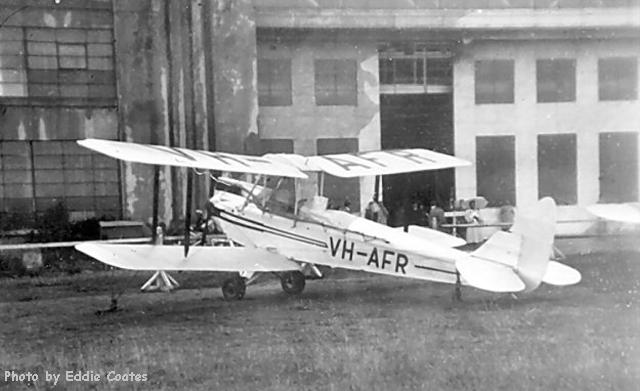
[151,166,160,243]
[163,0,178,222]
[184,168,193,257]
[110,2,125,219]
[183,0,197,256]
[201,0,217,197]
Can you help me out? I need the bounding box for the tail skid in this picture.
[455,198,581,293]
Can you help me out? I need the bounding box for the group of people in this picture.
[403,199,452,230]
[363,195,454,231]
[362,195,486,242]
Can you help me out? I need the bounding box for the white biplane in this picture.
[75,139,581,300]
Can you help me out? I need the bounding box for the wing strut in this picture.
[319,172,325,196]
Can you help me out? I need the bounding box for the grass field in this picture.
[1,239,639,390]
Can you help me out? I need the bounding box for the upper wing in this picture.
[586,203,640,224]
[78,139,307,178]
[75,243,301,272]
[303,149,470,178]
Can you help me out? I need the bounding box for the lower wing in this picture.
[75,243,301,272]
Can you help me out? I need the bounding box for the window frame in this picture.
[0,27,116,107]
[257,58,293,107]
[0,140,122,230]
[314,59,358,106]
[598,57,638,101]
[474,59,515,104]
[536,58,576,103]
[476,135,516,206]
[537,133,577,205]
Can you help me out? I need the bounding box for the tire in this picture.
[221,276,246,300]
[280,271,306,295]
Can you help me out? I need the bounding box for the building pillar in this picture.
[206,0,259,153]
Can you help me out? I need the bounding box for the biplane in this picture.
[75,138,581,300]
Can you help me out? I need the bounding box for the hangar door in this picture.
[380,94,454,226]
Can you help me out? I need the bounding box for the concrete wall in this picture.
[453,38,640,230]
[256,32,381,212]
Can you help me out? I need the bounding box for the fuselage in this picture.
[211,190,469,286]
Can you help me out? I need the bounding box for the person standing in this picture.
[428,201,446,230]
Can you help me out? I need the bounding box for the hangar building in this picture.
[0,0,638,232]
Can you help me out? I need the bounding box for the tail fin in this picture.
[456,197,579,293]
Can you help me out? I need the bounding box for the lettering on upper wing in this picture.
[145,145,198,161]
[328,237,408,274]
[386,150,436,164]
[144,145,274,168]
[319,150,439,172]
[320,156,373,171]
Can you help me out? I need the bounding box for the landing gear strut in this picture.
[280,271,306,295]
[222,275,246,301]
[453,270,463,302]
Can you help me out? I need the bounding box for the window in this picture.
[598,57,638,101]
[260,138,294,155]
[426,57,453,86]
[257,58,292,106]
[317,138,360,212]
[475,60,514,104]
[537,59,576,103]
[476,136,516,206]
[0,140,121,229]
[314,59,357,106]
[0,27,116,102]
[599,132,638,203]
[538,134,577,204]
[0,28,27,97]
[378,52,453,86]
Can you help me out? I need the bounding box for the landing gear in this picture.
[453,270,463,302]
[280,271,306,295]
[222,275,246,301]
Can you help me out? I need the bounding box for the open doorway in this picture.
[380,94,455,226]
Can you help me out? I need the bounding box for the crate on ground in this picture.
[99,221,148,239]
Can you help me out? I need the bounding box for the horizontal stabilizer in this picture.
[542,261,582,286]
[75,243,301,272]
[404,225,467,248]
[455,198,561,293]
[456,256,526,293]
[471,230,521,268]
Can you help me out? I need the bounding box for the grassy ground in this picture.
[1,240,639,391]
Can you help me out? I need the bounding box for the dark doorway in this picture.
[380,94,454,226]
[599,132,638,203]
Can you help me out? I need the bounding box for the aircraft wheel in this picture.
[280,271,305,295]
[222,276,246,301]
